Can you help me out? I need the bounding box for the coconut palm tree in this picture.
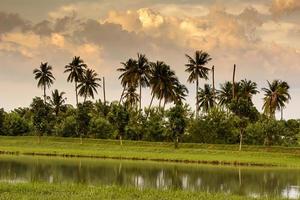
[262,80,291,119]
[117,58,138,104]
[239,79,259,103]
[49,89,66,116]
[218,81,233,108]
[33,62,55,103]
[148,61,179,110]
[185,50,212,117]
[198,84,215,113]
[77,69,101,102]
[123,84,140,109]
[136,53,150,111]
[64,56,87,106]
[173,82,188,105]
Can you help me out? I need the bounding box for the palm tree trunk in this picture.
[84,94,87,103]
[43,85,46,103]
[75,81,78,106]
[146,94,155,118]
[159,98,162,109]
[163,99,166,111]
[196,77,199,118]
[232,64,236,99]
[281,107,283,120]
[119,87,125,104]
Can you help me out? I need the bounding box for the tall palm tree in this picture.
[78,69,101,102]
[198,84,215,113]
[173,82,188,105]
[64,56,87,106]
[136,54,150,111]
[33,62,55,103]
[262,80,291,119]
[49,89,66,116]
[117,58,138,104]
[239,79,259,102]
[185,50,212,117]
[148,61,179,110]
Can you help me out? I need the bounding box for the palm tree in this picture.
[64,56,87,106]
[33,62,55,103]
[198,84,215,113]
[148,61,179,110]
[49,89,66,116]
[185,50,212,117]
[218,81,233,108]
[117,58,138,104]
[77,69,101,102]
[262,80,291,119]
[136,54,150,111]
[239,79,259,102]
[173,82,188,105]
[123,84,140,109]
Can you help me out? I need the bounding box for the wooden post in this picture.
[232,64,236,99]
[103,76,106,105]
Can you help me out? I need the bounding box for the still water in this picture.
[0,155,300,199]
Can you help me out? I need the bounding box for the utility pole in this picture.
[232,64,236,99]
[103,76,106,105]
[212,65,215,98]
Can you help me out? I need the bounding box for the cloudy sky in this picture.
[0,0,300,119]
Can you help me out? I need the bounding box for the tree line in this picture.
[0,51,298,149]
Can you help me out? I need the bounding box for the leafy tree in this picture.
[78,69,101,102]
[166,104,188,148]
[30,97,53,143]
[217,81,233,109]
[0,108,5,134]
[198,84,216,113]
[3,112,30,136]
[185,50,211,117]
[107,103,130,145]
[55,115,77,137]
[89,116,114,139]
[188,108,238,144]
[76,102,92,144]
[49,89,66,116]
[123,84,139,109]
[262,80,291,119]
[143,107,166,141]
[64,56,87,106]
[229,98,259,150]
[33,62,55,103]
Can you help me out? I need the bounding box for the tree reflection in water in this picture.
[0,155,299,199]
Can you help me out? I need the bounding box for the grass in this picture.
[0,136,300,167]
[0,182,285,200]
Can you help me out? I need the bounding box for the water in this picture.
[0,155,300,199]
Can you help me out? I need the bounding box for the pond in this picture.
[0,155,300,199]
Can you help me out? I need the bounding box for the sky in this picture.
[0,0,300,119]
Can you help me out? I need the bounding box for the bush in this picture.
[55,116,77,137]
[188,109,238,144]
[89,116,114,139]
[3,112,30,136]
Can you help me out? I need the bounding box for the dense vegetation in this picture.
[0,51,299,149]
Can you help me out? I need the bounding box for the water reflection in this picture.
[0,155,300,199]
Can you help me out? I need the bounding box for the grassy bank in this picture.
[1,136,300,167]
[0,182,284,200]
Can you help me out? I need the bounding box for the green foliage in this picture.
[89,116,114,139]
[188,108,238,144]
[107,103,129,140]
[0,108,5,134]
[55,115,77,137]
[3,112,30,136]
[166,104,188,148]
[143,108,166,141]
[30,97,54,136]
[76,102,92,138]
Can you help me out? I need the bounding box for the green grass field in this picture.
[0,182,285,200]
[0,136,300,167]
